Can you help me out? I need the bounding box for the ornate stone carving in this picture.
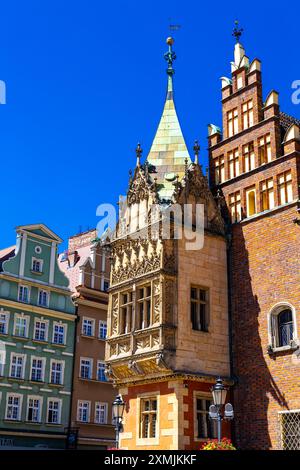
[111,294,119,335]
[111,252,160,286]
[153,279,161,324]
[136,335,151,351]
[164,278,175,325]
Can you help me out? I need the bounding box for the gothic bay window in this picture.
[18,285,30,303]
[77,401,90,423]
[214,155,225,184]
[47,399,61,424]
[270,307,295,349]
[258,134,271,165]
[97,361,106,381]
[82,318,95,337]
[137,285,151,330]
[227,108,238,137]
[27,397,42,423]
[261,178,275,211]
[195,397,217,439]
[278,171,293,205]
[10,354,25,379]
[14,314,29,338]
[243,142,255,172]
[34,319,48,342]
[229,191,241,222]
[31,357,45,382]
[0,312,9,335]
[140,398,157,439]
[191,287,209,332]
[6,394,22,421]
[242,100,254,130]
[80,358,92,379]
[246,186,257,217]
[38,290,49,308]
[99,320,107,339]
[50,360,64,385]
[228,149,239,179]
[95,402,108,424]
[120,291,133,334]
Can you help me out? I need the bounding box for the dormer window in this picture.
[32,258,43,273]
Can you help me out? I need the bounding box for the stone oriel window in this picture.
[278,170,293,205]
[258,134,271,165]
[228,148,239,179]
[120,291,133,334]
[190,287,209,332]
[137,285,151,330]
[242,100,254,130]
[214,155,225,184]
[227,108,238,137]
[229,191,241,222]
[242,142,255,172]
[140,398,157,439]
[260,178,275,211]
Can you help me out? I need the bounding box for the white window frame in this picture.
[80,357,93,380]
[0,351,5,376]
[95,402,108,424]
[193,391,218,441]
[0,310,10,335]
[77,400,91,423]
[13,313,30,338]
[9,352,26,379]
[5,393,23,421]
[34,317,49,342]
[47,398,62,425]
[18,285,30,303]
[97,360,106,382]
[99,320,107,340]
[38,290,49,308]
[52,322,67,345]
[50,359,65,385]
[82,317,95,337]
[268,302,297,351]
[30,356,46,382]
[31,257,43,273]
[27,395,43,423]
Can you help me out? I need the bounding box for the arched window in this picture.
[269,304,296,349]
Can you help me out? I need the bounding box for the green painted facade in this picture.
[0,224,76,449]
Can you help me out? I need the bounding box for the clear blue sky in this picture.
[0,0,299,250]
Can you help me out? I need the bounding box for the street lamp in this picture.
[112,394,125,449]
[210,377,234,443]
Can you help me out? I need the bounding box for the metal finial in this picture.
[135,142,142,167]
[232,20,243,43]
[193,140,200,165]
[164,37,176,76]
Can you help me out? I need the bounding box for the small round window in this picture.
[35,246,42,254]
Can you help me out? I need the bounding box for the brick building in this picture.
[209,35,300,449]
[59,230,115,449]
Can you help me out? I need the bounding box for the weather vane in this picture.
[164,37,176,75]
[232,20,243,43]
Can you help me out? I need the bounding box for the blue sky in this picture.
[0,0,299,250]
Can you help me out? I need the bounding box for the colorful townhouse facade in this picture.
[0,224,76,449]
[209,34,300,449]
[59,229,115,449]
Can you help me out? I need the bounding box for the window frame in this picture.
[13,313,30,338]
[26,395,43,423]
[0,310,10,335]
[80,357,93,380]
[190,286,210,333]
[268,302,297,351]
[278,170,293,205]
[242,99,254,130]
[47,398,62,425]
[5,393,23,421]
[30,356,46,383]
[38,290,49,308]
[33,318,49,342]
[50,359,65,385]
[95,402,108,424]
[52,322,67,345]
[31,257,43,273]
[9,352,26,380]
[82,317,95,337]
[99,320,107,340]
[193,391,218,441]
[77,400,91,423]
[97,360,107,382]
[18,285,30,303]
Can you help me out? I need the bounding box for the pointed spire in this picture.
[193,140,200,165]
[135,142,142,167]
[164,37,176,100]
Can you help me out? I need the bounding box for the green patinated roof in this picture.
[146,72,191,201]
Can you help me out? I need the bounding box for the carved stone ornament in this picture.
[127,165,157,206]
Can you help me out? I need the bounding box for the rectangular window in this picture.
[34,319,48,342]
[120,291,133,334]
[246,186,257,217]
[242,100,254,130]
[53,323,66,345]
[97,361,106,382]
[258,134,271,165]
[103,280,110,292]
[14,315,29,338]
[47,399,61,424]
[196,397,218,439]
[280,411,300,450]
[229,191,241,222]
[0,352,5,376]
[99,321,107,339]
[214,155,225,184]
[30,358,45,382]
[242,142,255,173]
[228,148,239,179]
[227,108,238,137]
[10,354,25,379]
[140,398,157,439]
[278,171,293,205]
[18,285,30,303]
[137,285,151,330]
[261,178,275,211]
[27,396,42,423]
[77,401,90,423]
[95,402,108,424]
[0,312,9,335]
[82,318,95,337]
[80,358,92,379]
[38,290,49,307]
[6,394,22,421]
[191,287,209,332]
[50,360,64,385]
[32,258,43,273]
